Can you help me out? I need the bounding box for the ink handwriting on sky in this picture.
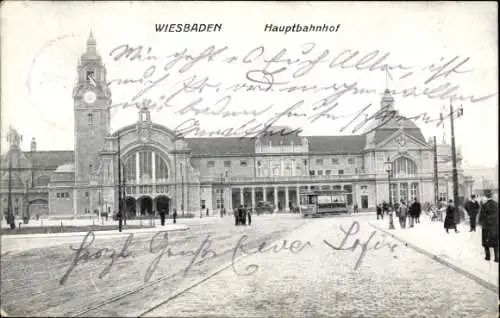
[28,37,497,139]
[104,42,497,138]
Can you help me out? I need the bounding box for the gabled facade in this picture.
[0,34,475,219]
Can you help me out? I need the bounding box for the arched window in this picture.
[124,151,169,183]
[155,153,169,181]
[393,157,417,178]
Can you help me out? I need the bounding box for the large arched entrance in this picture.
[138,196,153,215]
[125,197,136,219]
[155,195,170,215]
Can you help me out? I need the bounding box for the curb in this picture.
[1,225,189,240]
[369,222,498,293]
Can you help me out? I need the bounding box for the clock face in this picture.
[83,91,97,104]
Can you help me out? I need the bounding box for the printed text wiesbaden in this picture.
[264,23,341,35]
[155,23,223,32]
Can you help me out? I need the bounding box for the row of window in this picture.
[310,169,348,176]
[56,192,89,199]
[390,183,419,203]
[316,158,355,165]
[206,158,355,168]
[207,160,247,168]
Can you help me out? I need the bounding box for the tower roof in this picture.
[81,30,100,60]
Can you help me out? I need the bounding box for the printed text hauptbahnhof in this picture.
[264,23,341,35]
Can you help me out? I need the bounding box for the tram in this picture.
[299,189,349,217]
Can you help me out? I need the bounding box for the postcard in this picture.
[1,2,498,317]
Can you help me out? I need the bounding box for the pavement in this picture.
[369,213,499,292]
[1,213,497,317]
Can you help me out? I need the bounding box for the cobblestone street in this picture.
[144,215,498,318]
[1,214,498,317]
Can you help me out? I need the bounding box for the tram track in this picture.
[71,222,307,317]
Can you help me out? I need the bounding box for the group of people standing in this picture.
[377,198,422,228]
[234,205,252,226]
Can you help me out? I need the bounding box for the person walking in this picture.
[478,190,498,262]
[173,208,177,224]
[398,200,408,229]
[444,199,459,233]
[353,202,359,214]
[408,201,415,228]
[376,204,383,220]
[234,208,238,226]
[410,198,421,225]
[465,194,480,232]
[159,209,166,226]
[247,207,252,226]
[382,201,389,217]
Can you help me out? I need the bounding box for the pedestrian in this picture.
[478,190,498,262]
[173,208,177,224]
[247,207,252,226]
[354,202,359,214]
[398,200,408,229]
[382,201,389,217]
[234,208,238,226]
[410,198,421,225]
[160,209,166,226]
[465,194,480,232]
[206,208,209,216]
[241,205,247,225]
[220,208,224,218]
[444,199,459,233]
[376,204,383,220]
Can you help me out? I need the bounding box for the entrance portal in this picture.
[139,196,153,215]
[155,195,170,215]
[125,197,136,218]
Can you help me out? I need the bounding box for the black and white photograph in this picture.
[1,2,498,317]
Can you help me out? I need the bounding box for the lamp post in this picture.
[385,158,395,230]
[445,173,449,201]
[180,163,184,216]
[117,134,123,232]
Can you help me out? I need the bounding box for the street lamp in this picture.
[384,158,395,230]
[445,173,449,201]
[384,158,394,207]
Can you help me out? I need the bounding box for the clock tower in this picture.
[73,31,111,212]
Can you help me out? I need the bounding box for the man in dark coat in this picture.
[382,201,389,217]
[465,194,480,232]
[234,208,238,226]
[173,208,177,224]
[159,209,166,226]
[444,199,459,233]
[410,198,421,225]
[376,204,383,220]
[247,207,252,226]
[478,190,498,262]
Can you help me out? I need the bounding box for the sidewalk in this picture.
[1,224,189,254]
[369,214,498,292]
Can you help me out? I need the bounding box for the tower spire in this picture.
[86,30,97,55]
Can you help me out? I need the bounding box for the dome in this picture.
[54,163,75,173]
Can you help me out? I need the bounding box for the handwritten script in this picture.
[59,221,398,285]
[104,42,496,138]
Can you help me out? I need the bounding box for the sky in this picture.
[1,1,498,166]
